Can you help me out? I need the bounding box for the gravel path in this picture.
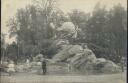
[1,72,126,83]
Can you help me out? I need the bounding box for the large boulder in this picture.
[96,58,106,64]
[15,65,25,72]
[53,45,83,62]
[69,49,96,67]
[52,44,97,73]
[52,43,121,74]
[101,60,121,73]
[67,48,97,73]
[57,22,76,34]
[15,64,31,72]
[94,58,121,73]
[57,22,77,38]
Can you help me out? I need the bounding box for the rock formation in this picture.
[52,40,121,74]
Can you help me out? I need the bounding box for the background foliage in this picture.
[1,1,127,64]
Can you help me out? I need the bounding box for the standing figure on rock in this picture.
[67,58,73,73]
[67,62,72,72]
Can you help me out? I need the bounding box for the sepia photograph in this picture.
[1,0,127,83]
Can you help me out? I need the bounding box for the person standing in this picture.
[67,63,72,72]
[67,58,73,73]
[41,58,47,75]
[26,59,30,66]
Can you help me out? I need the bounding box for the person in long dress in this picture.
[7,60,15,76]
[26,59,30,67]
[67,63,72,72]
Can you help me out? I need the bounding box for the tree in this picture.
[68,9,89,28]
[7,0,65,59]
[68,9,90,43]
[1,33,6,53]
[69,3,127,63]
[103,4,127,63]
[6,42,18,63]
[81,3,108,59]
[1,33,7,62]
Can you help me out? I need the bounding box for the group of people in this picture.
[1,54,74,76]
[1,57,47,76]
[0,60,16,76]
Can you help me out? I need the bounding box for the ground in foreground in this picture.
[0,72,126,83]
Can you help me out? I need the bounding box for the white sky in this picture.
[1,0,127,44]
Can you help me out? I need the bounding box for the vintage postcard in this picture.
[1,0,127,83]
